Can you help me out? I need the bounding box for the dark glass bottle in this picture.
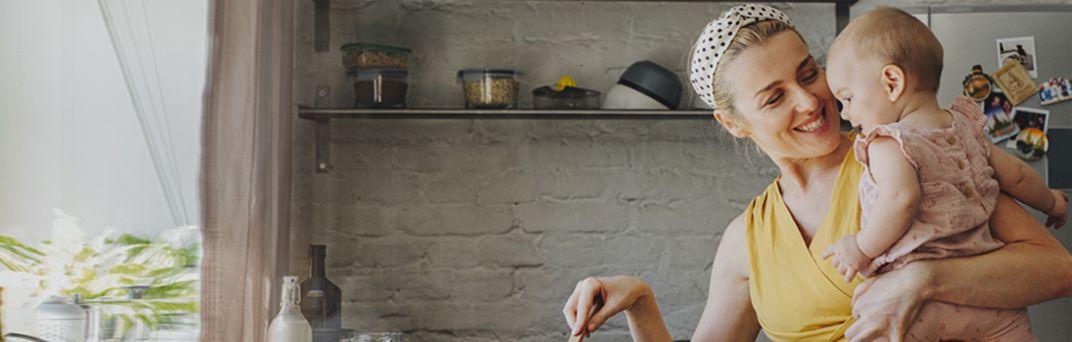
[300,245,342,342]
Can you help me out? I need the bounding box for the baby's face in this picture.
[826,44,902,133]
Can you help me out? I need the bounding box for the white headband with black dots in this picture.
[689,4,794,109]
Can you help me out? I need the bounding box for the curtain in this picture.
[200,0,295,341]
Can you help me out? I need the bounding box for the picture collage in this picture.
[963,35,1060,160]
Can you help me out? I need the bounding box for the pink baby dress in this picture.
[853,96,1036,341]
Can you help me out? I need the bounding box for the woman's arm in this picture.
[691,214,761,341]
[922,193,1072,306]
[564,275,671,341]
[563,214,759,342]
[846,194,1072,340]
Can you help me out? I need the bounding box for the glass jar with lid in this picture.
[349,68,409,108]
[457,69,520,109]
[340,43,411,70]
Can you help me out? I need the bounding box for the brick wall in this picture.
[291,1,830,341]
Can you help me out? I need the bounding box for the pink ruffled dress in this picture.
[853,96,1036,341]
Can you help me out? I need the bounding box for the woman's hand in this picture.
[844,261,935,342]
[563,276,653,336]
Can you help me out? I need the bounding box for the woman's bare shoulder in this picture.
[713,213,751,280]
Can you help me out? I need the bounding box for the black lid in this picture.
[617,61,683,109]
[309,244,326,255]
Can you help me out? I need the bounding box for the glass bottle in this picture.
[268,276,312,342]
[300,245,342,342]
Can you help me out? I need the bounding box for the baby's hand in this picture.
[821,234,872,283]
[1046,189,1068,229]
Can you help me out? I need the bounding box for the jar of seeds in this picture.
[341,43,411,70]
[458,69,520,109]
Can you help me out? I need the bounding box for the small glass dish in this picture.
[532,86,601,109]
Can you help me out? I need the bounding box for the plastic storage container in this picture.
[532,86,601,109]
[350,69,409,108]
[458,69,520,109]
[340,43,411,69]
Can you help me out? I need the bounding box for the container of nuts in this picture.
[458,69,520,109]
[340,43,412,69]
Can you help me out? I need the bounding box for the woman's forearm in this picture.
[625,288,673,342]
[922,194,1072,308]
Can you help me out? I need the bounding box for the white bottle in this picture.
[268,276,313,342]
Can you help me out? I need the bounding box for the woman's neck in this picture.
[772,138,850,193]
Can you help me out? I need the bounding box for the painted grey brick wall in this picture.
[294,1,835,109]
[293,119,779,341]
[289,1,828,341]
[291,1,1066,341]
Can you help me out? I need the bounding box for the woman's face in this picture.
[717,31,842,161]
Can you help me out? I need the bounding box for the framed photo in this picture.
[996,36,1038,78]
[992,61,1038,106]
[1005,107,1049,148]
[982,91,1019,143]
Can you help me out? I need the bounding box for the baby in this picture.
[822,7,1068,341]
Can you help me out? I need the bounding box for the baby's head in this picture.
[826,7,943,131]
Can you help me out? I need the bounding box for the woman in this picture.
[563,5,1072,342]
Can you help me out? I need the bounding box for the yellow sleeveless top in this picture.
[745,144,864,342]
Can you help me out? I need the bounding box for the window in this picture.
[0,0,207,340]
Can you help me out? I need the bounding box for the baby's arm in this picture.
[988,144,1067,228]
[824,137,921,281]
[857,138,922,258]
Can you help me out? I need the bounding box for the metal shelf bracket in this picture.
[314,118,332,172]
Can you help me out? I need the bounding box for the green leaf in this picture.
[135,313,158,329]
[0,235,45,271]
[147,300,199,313]
[72,246,95,262]
[0,235,45,256]
[110,264,147,276]
[178,245,200,267]
[115,234,152,246]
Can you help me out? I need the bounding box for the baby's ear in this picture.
[715,110,748,138]
[881,64,907,102]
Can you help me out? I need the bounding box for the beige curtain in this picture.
[200,0,295,341]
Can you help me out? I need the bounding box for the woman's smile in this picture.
[793,105,831,134]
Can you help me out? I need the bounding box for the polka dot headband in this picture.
[689,4,794,109]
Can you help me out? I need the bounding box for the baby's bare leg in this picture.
[905,301,1035,341]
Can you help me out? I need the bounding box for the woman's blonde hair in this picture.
[696,20,803,120]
